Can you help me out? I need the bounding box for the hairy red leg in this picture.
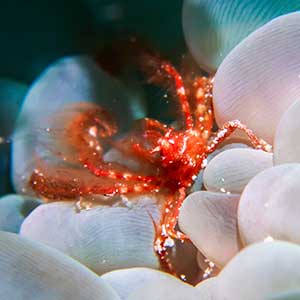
[106,120,166,166]
[192,76,214,137]
[108,138,158,167]
[29,102,163,199]
[131,143,160,164]
[163,188,188,240]
[35,102,118,172]
[140,117,170,133]
[206,120,272,154]
[54,103,160,185]
[61,102,118,160]
[140,53,194,130]
[123,118,170,165]
[30,164,160,200]
[83,159,159,184]
[161,63,194,130]
[82,118,170,183]
[153,188,188,275]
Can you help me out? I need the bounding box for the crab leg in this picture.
[153,188,188,275]
[140,118,169,133]
[30,166,160,200]
[109,117,168,166]
[80,118,166,183]
[154,189,188,258]
[193,76,214,136]
[206,120,272,154]
[82,159,159,184]
[161,63,194,130]
[163,187,188,240]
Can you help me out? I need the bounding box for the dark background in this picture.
[0,0,185,82]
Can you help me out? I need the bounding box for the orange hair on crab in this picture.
[29,51,271,277]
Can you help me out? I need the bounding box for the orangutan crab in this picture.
[29,53,270,275]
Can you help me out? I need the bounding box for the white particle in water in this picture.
[264,236,274,242]
[180,274,187,281]
[164,237,175,248]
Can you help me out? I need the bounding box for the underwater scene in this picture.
[1,0,300,299]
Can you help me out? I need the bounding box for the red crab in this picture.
[29,52,270,275]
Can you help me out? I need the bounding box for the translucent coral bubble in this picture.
[274,100,300,165]
[182,0,300,72]
[217,241,300,300]
[179,191,240,267]
[12,56,145,193]
[127,274,203,300]
[213,12,300,143]
[0,194,40,233]
[0,231,120,300]
[238,164,300,246]
[101,268,173,300]
[203,148,273,194]
[21,194,161,275]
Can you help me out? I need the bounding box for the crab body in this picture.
[157,128,206,190]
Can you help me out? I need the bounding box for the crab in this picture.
[29,53,270,275]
